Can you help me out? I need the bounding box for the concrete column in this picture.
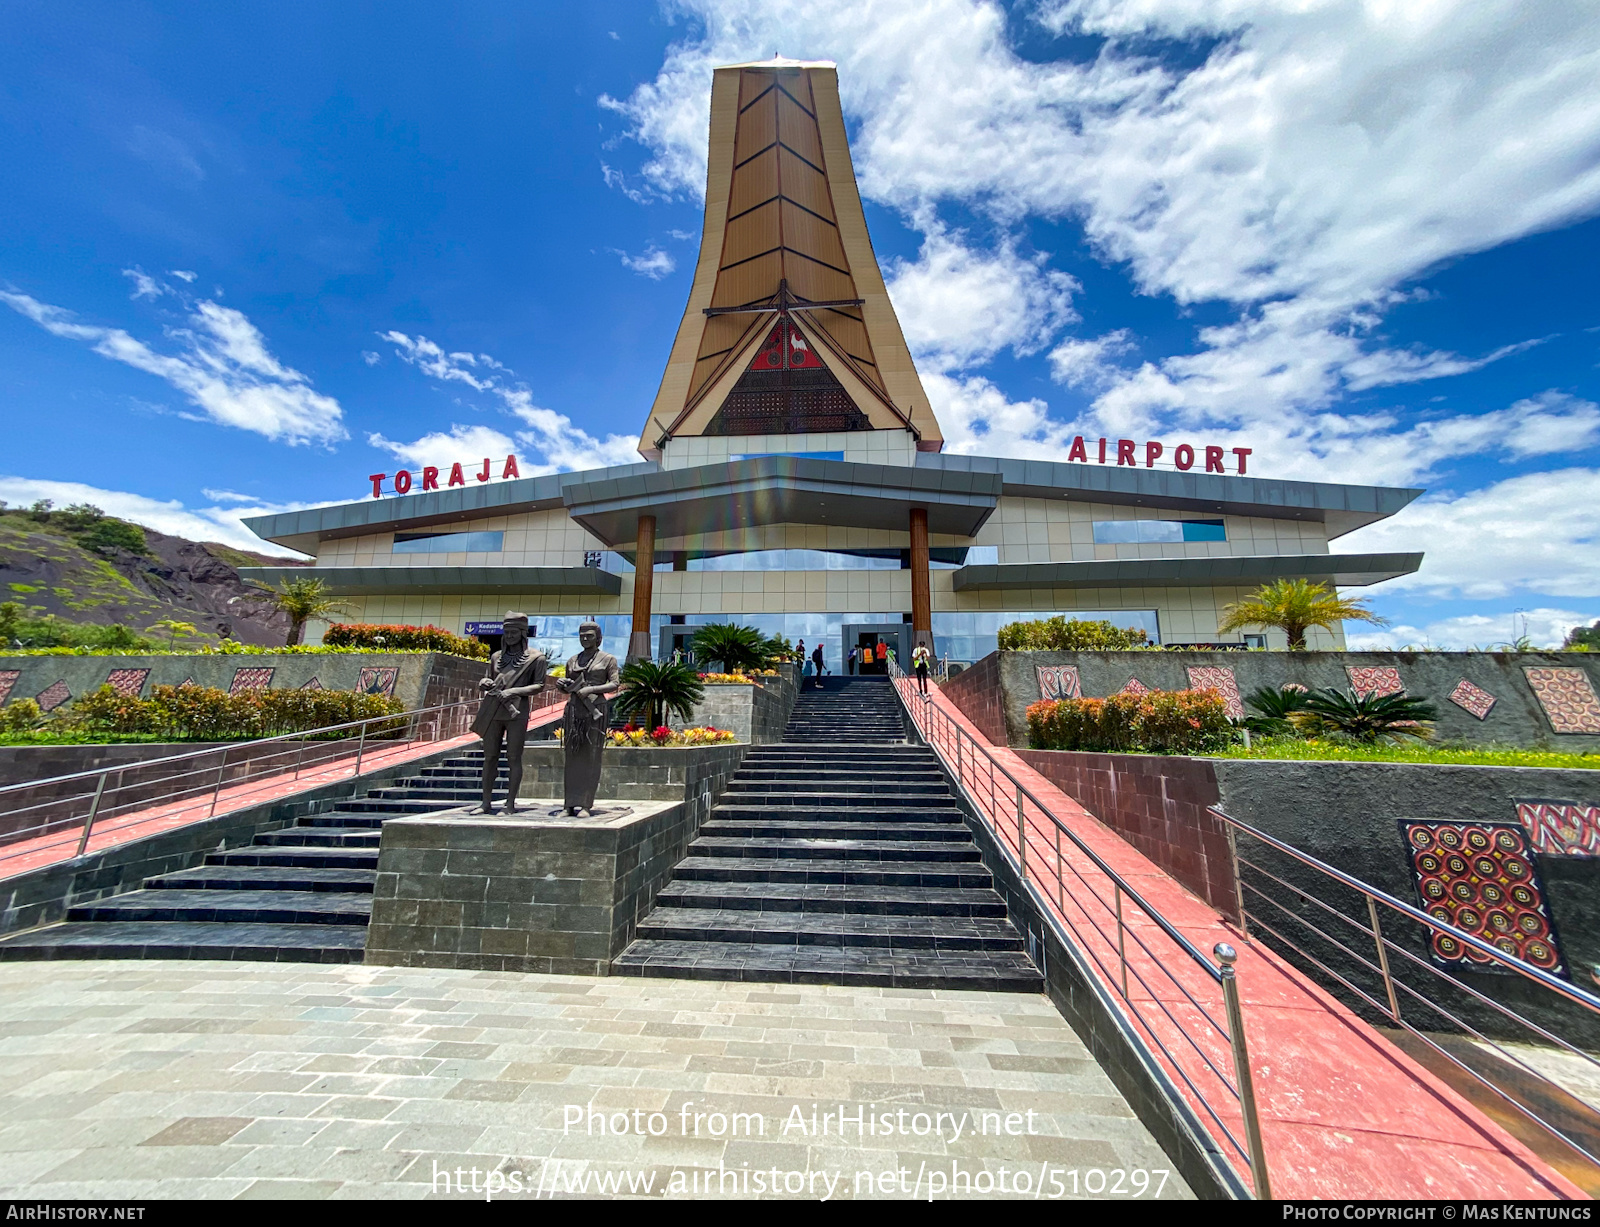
[908,507,933,651]
[628,514,656,662]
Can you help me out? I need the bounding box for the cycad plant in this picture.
[613,660,706,730]
[1217,579,1388,651]
[1292,687,1439,743]
[689,622,768,673]
[1242,684,1311,736]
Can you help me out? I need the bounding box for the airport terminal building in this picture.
[241,59,1423,668]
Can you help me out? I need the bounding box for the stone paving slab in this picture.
[0,959,1190,1201]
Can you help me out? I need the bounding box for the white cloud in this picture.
[361,350,380,366]
[1048,330,1135,389]
[1,288,347,447]
[378,332,641,475]
[0,476,319,558]
[616,246,677,279]
[169,269,198,283]
[885,224,1078,370]
[1345,467,1600,601]
[606,0,1600,472]
[121,267,167,301]
[1348,608,1599,652]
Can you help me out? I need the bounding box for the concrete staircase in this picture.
[613,677,1042,990]
[0,749,504,963]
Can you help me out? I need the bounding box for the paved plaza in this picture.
[0,959,1190,1200]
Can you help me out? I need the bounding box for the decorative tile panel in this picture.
[1402,820,1565,975]
[1035,664,1081,702]
[1119,677,1150,697]
[1346,665,1403,700]
[298,676,324,691]
[1516,800,1600,858]
[1186,665,1243,719]
[0,670,19,705]
[35,681,71,712]
[1524,667,1600,735]
[357,667,399,698]
[229,667,275,695]
[105,668,150,698]
[1448,678,1497,721]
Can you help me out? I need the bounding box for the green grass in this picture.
[1210,736,1600,770]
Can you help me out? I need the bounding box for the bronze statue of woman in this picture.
[556,621,620,815]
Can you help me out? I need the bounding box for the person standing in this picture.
[811,642,825,683]
[847,647,857,675]
[912,642,932,694]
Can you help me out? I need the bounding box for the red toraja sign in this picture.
[369,456,520,498]
[1069,437,1254,474]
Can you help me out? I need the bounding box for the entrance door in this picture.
[840,623,911,675]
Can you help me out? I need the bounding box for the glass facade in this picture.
[393,530,505,554]
[596,545,1000,573]
[1092,519,1226,544]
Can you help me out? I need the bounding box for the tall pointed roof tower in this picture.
[637,57,942,461]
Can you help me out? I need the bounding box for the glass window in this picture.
[392,530,504,554]
[730,450,845,462]
[1092,519,1226,544]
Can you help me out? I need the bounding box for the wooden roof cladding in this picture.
[639,60,942,460]
[684,67,888,413]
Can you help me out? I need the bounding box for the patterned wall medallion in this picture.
[357,666,399,698]
[35,680,71,712]
[1035,664,1081,702]
[298,677,324,691]
[1401,820,1566,975]
[1186,665,1244,718]
[1449,679,1497,721]
[1516,800,1600,858]
[1346,665,1404,699]
[1119,677,1150,697]
[1524,667,1600,735]
[229,667,275,695]
[105,668,150,698]
[0,670,19,705]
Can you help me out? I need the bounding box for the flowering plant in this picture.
[605,725,736,747]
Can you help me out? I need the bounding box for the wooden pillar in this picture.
[908,507,932,652]
[628,514,656,661]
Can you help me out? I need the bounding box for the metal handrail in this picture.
[0,688,565,872]
[1212,803,1600,1171]
[886,660,1270,1198]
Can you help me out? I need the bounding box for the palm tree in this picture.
[1217,579,1387,650]
[262,577,352,646]
[613,660,705,730]
[1293,688,1438,743]
[689,622,768,673]
[146,618,198,650]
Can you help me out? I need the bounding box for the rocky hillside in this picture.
[0,508,306,646]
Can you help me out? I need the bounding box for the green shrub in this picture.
[58,683,405,741]
[77,518,148,555]
[1027,688,1231,754]
[322,622,487,659]
[998,616,1150,652]
[1292,688,1439,743]
[0,698,44,733]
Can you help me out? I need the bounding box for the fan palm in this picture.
[688,622,768,673]
[1241,684,1311,735]
[1217,579,1387,651]
[1292,687,1439,743]
[260,577,353,646]
[613,660,705,730]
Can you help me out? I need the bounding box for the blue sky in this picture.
[2,0,1597,648]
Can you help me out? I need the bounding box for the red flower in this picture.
[652,725,672,740]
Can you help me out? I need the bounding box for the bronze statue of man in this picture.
[471,612,547,815]
[556,620,619,815]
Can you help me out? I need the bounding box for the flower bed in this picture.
[1027,688,1232,754]
[552,725,736,747]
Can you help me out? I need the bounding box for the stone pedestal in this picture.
[363,799,690,975]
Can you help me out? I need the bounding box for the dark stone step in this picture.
[634,909,1025,951]
[67,889,372,925]
[0,921,367,963]
[208,847,380,868]
[700,819,969,841]
[723,782,948,797]
[733,769,945,781]
[689,836,981,862]
[656,880,1008,917]
[611,940,1042,990]
[713,793,957,810]
[671,856,994,887]
[146,865,376,893]
[298,814,387,829]
[334,799,487,814]
[254,829,382,848]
